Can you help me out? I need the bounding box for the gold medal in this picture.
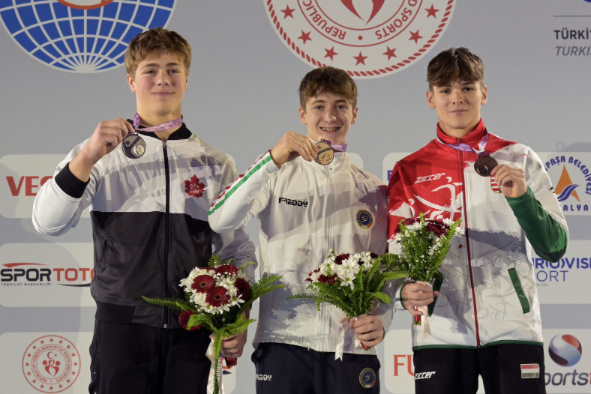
[315,141,334,165]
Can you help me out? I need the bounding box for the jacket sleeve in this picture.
[386,161,415,312]
[210,156,261,283]
[387,161,414,239]
[368,182,395,329]
[32,141,99,235]
[506,149,569,262]
[208,151,277,232]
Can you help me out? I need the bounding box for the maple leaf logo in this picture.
[185,175,205,198]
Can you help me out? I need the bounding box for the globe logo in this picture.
[0,0,176,73]
[548,334,583,367]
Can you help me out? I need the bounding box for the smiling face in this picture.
[127,51,188,127]
[299,92,358,145]
[427,79,487,138]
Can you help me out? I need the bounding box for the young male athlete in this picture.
[32,28,255,394]
[389,47,568,394]
[209,66,396,393]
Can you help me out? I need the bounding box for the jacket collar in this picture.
[128,120,193,141]
[436,119,486,149]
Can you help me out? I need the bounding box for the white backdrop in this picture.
[1,1,590,393]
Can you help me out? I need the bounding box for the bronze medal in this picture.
[474,153,498,177]
[122,134,146,159]
[315,141,334,165]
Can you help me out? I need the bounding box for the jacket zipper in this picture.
[459,147,481,347]
[321,164,333,351]
[163,141,171,328]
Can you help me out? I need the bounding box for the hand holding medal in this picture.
[86,118,136,163]
[269,132,319,168]
[68,118,135,182]
[490,164,528,198]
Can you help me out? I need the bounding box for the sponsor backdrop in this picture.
[0,0,589,393]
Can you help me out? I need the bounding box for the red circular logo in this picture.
[57,0,115,10]
[22,335,82,393]
[265,0,456,78]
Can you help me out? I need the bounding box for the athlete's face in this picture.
[427,79,487,138]
[299,92,358,145]
[127,52,188,126]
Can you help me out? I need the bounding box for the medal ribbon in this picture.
[132,113,183,132]
[436,131,489,156]
[316,138,347,152]
[437,130,500,191]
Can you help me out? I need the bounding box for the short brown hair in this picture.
[125,27,191,77]
[427,47,484,89]
[299,67,358,109]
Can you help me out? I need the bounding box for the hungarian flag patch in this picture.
[521,364,540,379]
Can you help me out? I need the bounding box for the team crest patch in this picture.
[264,0,456,79]
[356,210,374,229]
[185,175,206,198]
[359,367,377,388]
[521,363,540,379]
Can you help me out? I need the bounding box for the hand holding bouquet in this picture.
[386,213,462,327]
[289,250,408,358]
[143,255,283,394]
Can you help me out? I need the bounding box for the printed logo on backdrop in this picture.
[549,334,582,367]
[533,243,587,305]
[0,154,91,219]
[0,0,176,73]
[554,2,591,57]
[265,0,456,79]
[0,243,95,307]
[538,153,591,215]
[22,335,81,393]
[545,330,591,391]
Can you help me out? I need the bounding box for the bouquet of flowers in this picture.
[386,213,463,326]
[143,255,283,394]
[289,250,408,358]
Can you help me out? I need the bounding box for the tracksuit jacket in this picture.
[388,119,568,350]
[209,150,392,354]
[32,124,256,329]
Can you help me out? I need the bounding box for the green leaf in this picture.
[141,296,196,313]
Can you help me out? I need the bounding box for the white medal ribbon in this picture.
[418,305,431,338]
[335,317,367,361]
[335,318,347,361]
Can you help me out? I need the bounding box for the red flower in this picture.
[224,357,238,369]
[334,254,350,265]
[318,274,338,285]
[426,220,449,238]
[206,286,231,307]
[179,310,201,331]
[306,268,321,282]
[215,264,239,276]
[192,275,215,293]
[235,277,252,302]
